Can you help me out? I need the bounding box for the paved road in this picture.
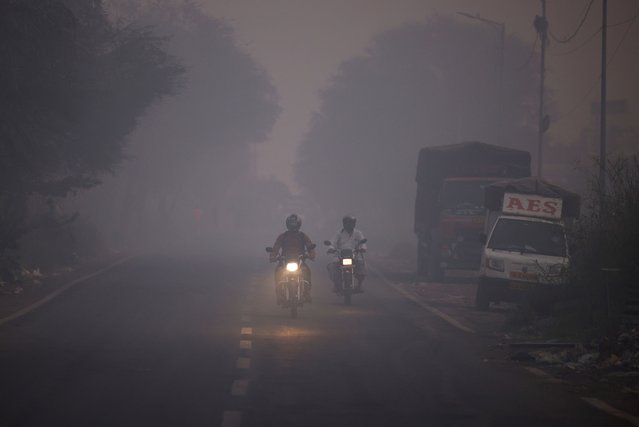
[0,254,632,426]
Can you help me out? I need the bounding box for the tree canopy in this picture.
[295,16,540,241]
[0,0,183,254]
[89,0,281,243]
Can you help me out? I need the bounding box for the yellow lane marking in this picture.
[582,398,639,426]
[0,255,137,327]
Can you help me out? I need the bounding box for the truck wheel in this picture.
[417,239,428,276]
[475,280,490,311]
[427,249,443,282]
[426,234,444,282]
[428,261,443,282]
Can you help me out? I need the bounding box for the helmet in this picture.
[286,214,302,231]
[342,214,356,232]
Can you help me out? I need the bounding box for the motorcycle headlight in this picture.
[286,262,299,272]
[342,258,353,266]
[486,257,505,272]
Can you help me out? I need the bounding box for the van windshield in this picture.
[488,218,566,257]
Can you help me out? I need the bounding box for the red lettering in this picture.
[527,199,541,212]
[506,197,525,210]
[543,201,558,215]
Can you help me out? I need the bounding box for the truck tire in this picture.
[417,238,429,277]
[475,279,490,311]
[427,236,443,282]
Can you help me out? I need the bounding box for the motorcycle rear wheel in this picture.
[343,274,352,306]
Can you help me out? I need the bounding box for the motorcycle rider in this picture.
[328,215,367,293]
[270,214,316,303]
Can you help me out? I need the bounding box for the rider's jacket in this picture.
[330,229,367,261]
[271,230,316,261]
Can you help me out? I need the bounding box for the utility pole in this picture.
[599,0,608,204]
[534,0,548,178]
[457,12,505,146]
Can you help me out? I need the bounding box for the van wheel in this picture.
[475,281,490,311]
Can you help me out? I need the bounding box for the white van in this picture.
[476,181,580,310]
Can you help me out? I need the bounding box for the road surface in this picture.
[0,254,633,426]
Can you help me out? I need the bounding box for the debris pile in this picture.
[508,325,639,391]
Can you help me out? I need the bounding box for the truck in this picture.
[475,177,581,310]
[414,142,531,280]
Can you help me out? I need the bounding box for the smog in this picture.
[1,1,638,425]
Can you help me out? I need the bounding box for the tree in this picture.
[96,0,280,244]
[295,16,540,243]
[0,0,183,257]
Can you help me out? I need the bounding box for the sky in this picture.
[203,0,639,192]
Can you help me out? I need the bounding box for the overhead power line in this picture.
[549,0,596,44]
[553,6,639,123]
[550,14,639,56]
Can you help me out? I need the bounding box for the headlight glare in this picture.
[342,258,353,266]
[286,262,299,272]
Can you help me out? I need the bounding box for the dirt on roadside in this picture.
[0,251,128,322]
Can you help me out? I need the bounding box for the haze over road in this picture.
[0,253,629,426]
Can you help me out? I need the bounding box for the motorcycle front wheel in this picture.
[343,273,352,306]
[289,281,299,318]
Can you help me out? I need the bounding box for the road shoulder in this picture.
[0,252,133,325]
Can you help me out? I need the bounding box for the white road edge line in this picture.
[582,397,639,426]
[221,410,242,427]
[0,255,137,327]
[371,268,475,334]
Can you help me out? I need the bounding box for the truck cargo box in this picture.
[415,141,531,233]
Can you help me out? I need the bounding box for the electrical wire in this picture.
[553,7,639,123]
[549,0,596,44]
[550,27,600,56]
[550,13,639,57]
[607,5,639,64]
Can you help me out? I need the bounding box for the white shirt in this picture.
[331,229,367,260]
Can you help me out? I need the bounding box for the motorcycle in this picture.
[324,239,367,306]
[265,244,316,318]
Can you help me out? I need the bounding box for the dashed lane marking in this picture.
[231,379,249,396]
[240,340,252,350]
[240,327,253,336]
[0,255,137,327]
[372,269,475,334]
[221,411,242,427]
[236,357,251,369]
[582,397,639,426]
